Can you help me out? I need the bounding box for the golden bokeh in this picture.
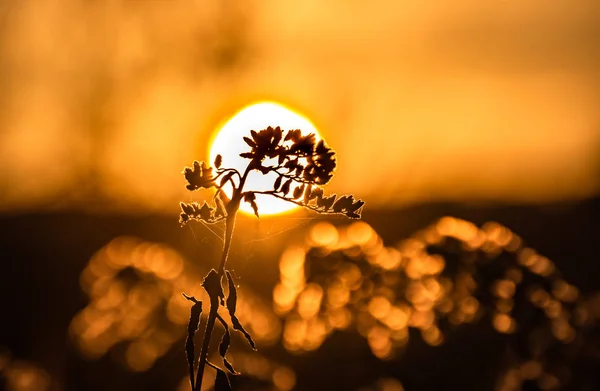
[70,236,281,370]
[272,216,600,391]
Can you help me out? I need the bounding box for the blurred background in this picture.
[1,0,599,390]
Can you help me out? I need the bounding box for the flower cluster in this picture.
[241,126,336,186]
[179,126,364,223]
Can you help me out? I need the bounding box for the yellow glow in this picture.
[209,102,322,216]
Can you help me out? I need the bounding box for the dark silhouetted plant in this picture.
[179,126,364,391]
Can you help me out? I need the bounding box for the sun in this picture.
[209,102,322,217]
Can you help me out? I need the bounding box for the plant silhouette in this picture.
[179,126,364,391]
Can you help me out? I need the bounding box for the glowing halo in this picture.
[209,102,322,216]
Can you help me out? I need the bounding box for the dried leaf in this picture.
[225,271,238,314]
[244,193,259,219]
[332,195,352,213]
[231,316,256,349]
[225,271,256,349]
[199,202,213,221]
[317,194,336,211]
[216,315,238,374]
[202,269,224,305]
[183,160,215,190]
[214,154,222,169]
[179,202,218,224]
[182,294,202,390]
[240,152,254,159]
[180,202,194,215]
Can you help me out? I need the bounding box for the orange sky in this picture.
[0,0,598,213]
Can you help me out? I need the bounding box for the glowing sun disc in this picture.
[209,102,322,216]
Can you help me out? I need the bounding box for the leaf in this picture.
[216,315,238,374]
[317,194,337,211]
[332,195,352,213]
[225,271,238,314]
[214,154,222,169]
[225,271,256,349]
[202,269,224,305]
[240,152,254,159]
[273,176,282,191]
[349,199,365,212]
[243,136,256,148]
[281,179,292,196]
[244,193,259,219]
[284,129,301,142]
[180,202,194,215]
[346,199,365,219]
[199,202,213,221]
[272,126,283,145]
[183,160,216,190]
[182,294,202,390]
[207,362,232,391]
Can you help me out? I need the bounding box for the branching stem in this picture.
[194,164,252,391]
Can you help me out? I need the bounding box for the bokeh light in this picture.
[70,236,281,370]
[273,217,600,389]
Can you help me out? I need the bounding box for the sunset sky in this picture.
[1,0,598,213]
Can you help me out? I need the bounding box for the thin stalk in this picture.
[194,213,236,391]
[194,165,252,391]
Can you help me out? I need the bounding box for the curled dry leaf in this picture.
[216,314,238,374]
[202,269,224,305]
[226,271,256,349]
[244,193,259,218]
[182,294,203,390]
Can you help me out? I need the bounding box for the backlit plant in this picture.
[179,126,364,391]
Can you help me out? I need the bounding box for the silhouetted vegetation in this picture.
[179,126,364,390]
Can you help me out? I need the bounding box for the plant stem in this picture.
[195,165,251,391]
[194,213,236,391]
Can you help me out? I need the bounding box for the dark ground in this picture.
[1,197,599,391]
